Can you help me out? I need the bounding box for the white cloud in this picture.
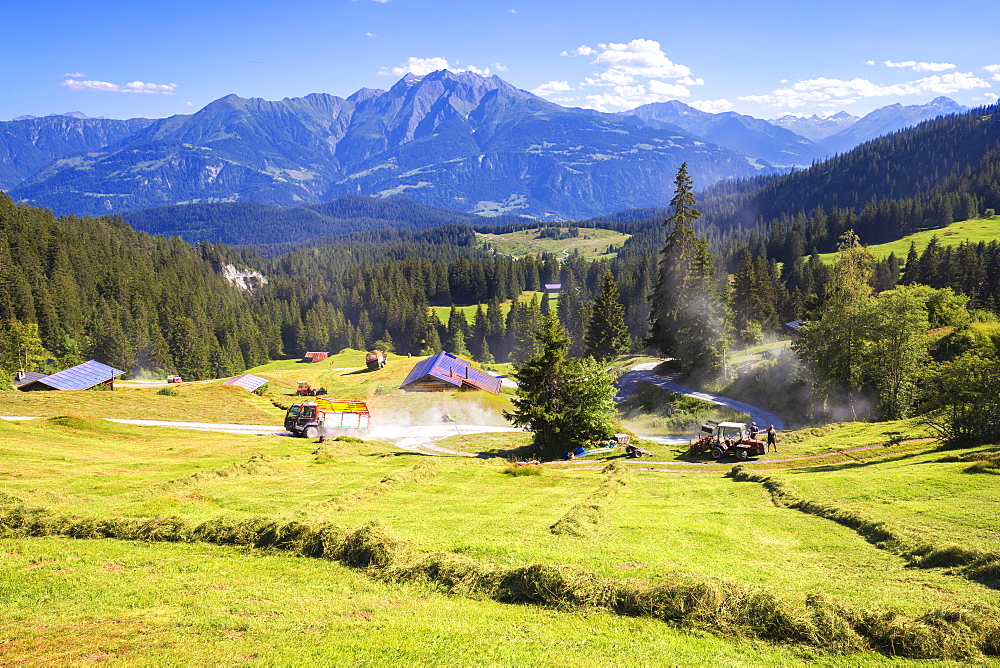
[371,0,389,3]
[532,80,572,96]
[378,57,500,77]
[366,32,376,38]
[507,8,516,13]
[883,60,956,72]
[689,98,735,113]
[62,72,86,78]
[585,80,694,112]
[184,101,195,107]
[492,62,509,72]
[976,92,999,102]
[561,45,596,57]
[60,79,177,95]
[864,60,875,66]
[984,64,1000,73]
[740,71,991,109]
[591,39,691,81]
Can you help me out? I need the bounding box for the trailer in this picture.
[365,350,387,371]
[284,398,371,440]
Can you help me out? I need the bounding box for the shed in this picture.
[544,283,562,292]
[783,319,805,340]
[401,352,501,395]
[303,351,329,363]
[16,360,124,391]
[222,374,269,393]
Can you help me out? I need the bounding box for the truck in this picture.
[688,421,766,461]
[365,350,387,371]
[284,398,371,440]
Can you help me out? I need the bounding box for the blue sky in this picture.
[3,0,998,121]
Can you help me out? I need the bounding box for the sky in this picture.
[2,0,998,122]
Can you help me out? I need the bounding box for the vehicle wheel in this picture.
[738,448,749,461]
[711,446,724,460]
[303,426,319,439]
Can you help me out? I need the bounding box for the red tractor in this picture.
[688,421,766,461]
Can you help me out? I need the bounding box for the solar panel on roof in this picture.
[401,351,501,394]
[222,374,268,393]
[35,360,124,391]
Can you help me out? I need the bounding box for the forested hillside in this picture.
[701,103,1000,249]
[123,195,527,247]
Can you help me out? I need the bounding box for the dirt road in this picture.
[615,362,786,430]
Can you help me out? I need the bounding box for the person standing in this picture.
[766,425,777,452]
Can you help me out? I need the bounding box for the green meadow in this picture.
[476,227,631,260]
[816,215,1000,263]
[1,368,999,663]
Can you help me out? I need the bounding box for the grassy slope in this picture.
[476,228,631,260]
[2,371,1000,662]
[816,215,1000,263]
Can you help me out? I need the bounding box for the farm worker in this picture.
[748,422,759,439]
[767,426,777,452]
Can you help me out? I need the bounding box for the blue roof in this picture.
[30,360,124,391]
[402,352,501,394]
[222,374,268,392]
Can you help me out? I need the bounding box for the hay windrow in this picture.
[729,465,1000,590]
[323,461,438,511]
[550,461,632,537]
[0,500,998,659]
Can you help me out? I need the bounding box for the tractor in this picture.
[295,380,327,396]
[365,350,387,371]
[688,421,766,461]
[284,398,371,440]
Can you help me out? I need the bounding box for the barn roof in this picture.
[18,360,124,391]
[401,352,501,394]
[12,371,48,388]
[222,374,269,393]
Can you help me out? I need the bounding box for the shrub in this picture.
[503,462,542,476]
[157,386,179,396]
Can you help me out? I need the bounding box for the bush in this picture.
[157,386,179,396]
[503,462,542,476]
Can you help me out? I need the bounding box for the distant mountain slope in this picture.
[5,71,774,220]
[769,111,859,142]
[0,115,153,189]
[620,100,827,167]
[123,194,527,246]
[818,97,967,155]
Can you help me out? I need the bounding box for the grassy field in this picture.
[2,366,1000,663]
[476,227,631,260]
[816,215,1000,263]
[429,290,555,325]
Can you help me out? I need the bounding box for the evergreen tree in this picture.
[504,315,618,459]
[0,320,49,373]
[584,269,629,363]
[647,163,727,376]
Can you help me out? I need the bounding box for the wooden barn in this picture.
[401,352,501,395]
[15,360,124,392]
[302,351,329,363]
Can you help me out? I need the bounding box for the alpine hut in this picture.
[400,352,501,395]
[302,351,329,363]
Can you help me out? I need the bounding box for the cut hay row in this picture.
[1,499,997,659]
[319,459,438,511]
[550,461,631,537]
[124,453,280,500]
[729,465,1000,589]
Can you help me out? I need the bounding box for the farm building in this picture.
[15,360,124,391]
[12,371,48,389]
[401,352,501,395]
[302,351,329,363]
[222,374,268,393]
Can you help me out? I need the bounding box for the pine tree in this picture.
[504,315,617,459]
[647,163,727,376]
[584,269,629,363]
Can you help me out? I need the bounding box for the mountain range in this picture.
[0,71,969,220]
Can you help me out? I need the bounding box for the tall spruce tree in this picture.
[584,269,629,362]
[647,163,727,376]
